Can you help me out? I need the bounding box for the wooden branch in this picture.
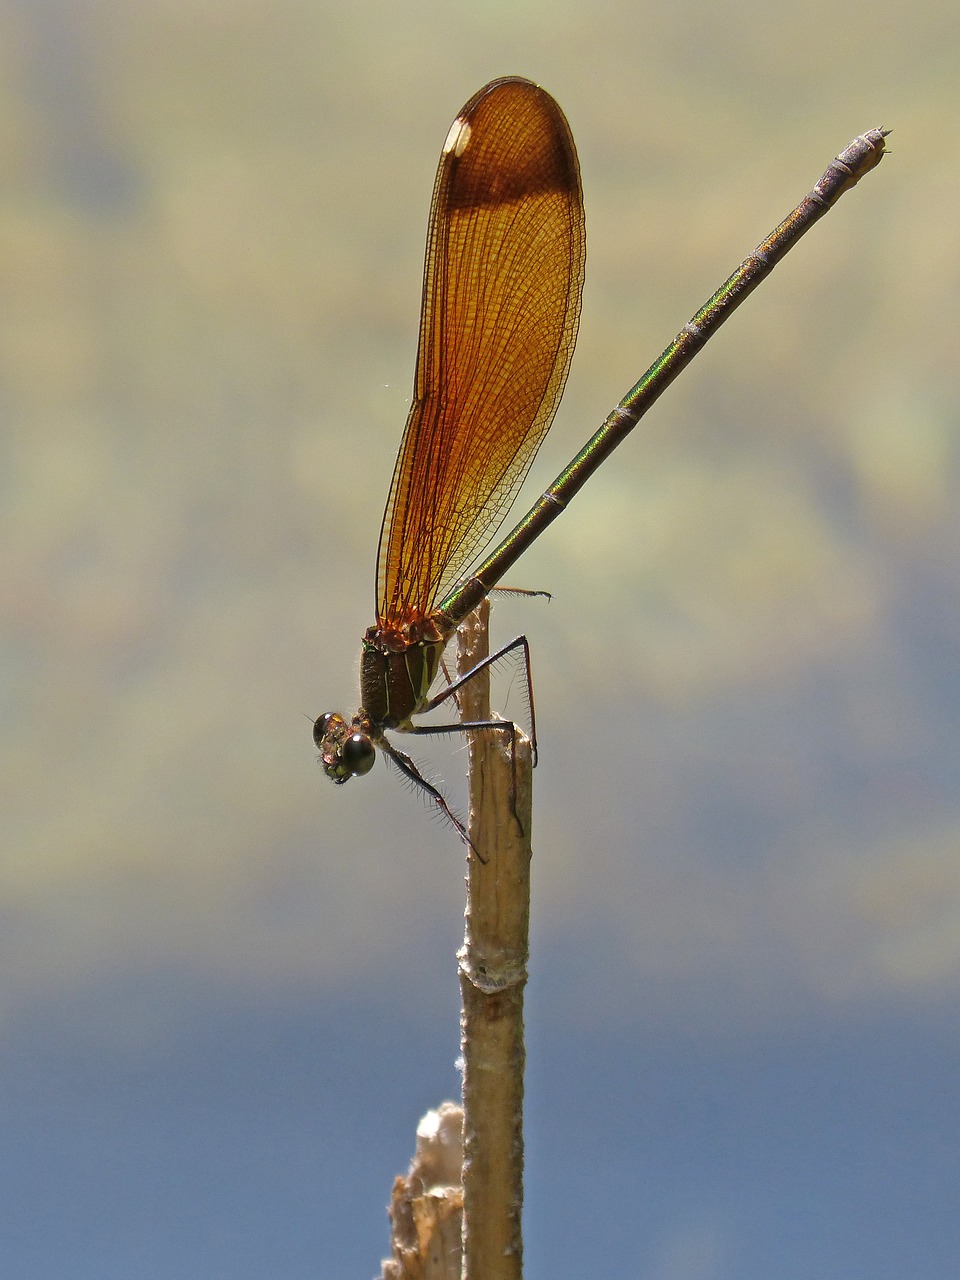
[456,600,534,1280]
[379,601,534,1280]
[381,1102,464,1280]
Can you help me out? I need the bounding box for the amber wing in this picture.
[376,76,586,628]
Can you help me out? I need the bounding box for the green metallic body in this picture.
[316,122,888,836]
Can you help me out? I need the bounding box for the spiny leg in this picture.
[426,634,540,766]
[379,737,485,861]
[405,717,526,840]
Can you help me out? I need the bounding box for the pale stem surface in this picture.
[380,1102,465,1280]
[457,600,534,1280]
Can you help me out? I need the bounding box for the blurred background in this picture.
[2,0,958,1275]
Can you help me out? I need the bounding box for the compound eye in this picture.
[313,712,339,749]
[341,732,375,777]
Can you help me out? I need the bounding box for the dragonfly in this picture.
[314,75,887,843]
